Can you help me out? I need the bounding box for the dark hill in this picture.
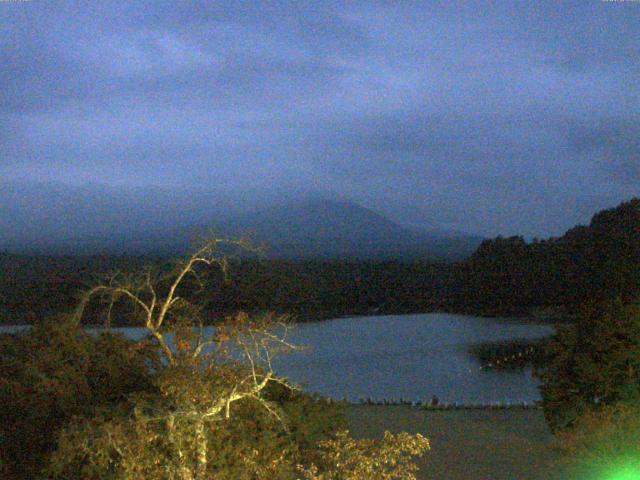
[447,197,640,316]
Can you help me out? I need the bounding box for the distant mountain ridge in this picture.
[218,198,483,260]
[78,198,481,260]
[0,183,482,260]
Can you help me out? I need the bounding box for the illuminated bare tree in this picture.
[68,238,299,480]
[48,237,430,480]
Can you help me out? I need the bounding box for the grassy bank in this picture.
[347,405,563,480]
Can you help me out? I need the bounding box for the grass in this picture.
[347,405,564,480]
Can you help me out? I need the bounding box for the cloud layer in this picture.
[2,0,639,237]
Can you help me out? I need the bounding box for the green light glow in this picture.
[565,457,640,480]
[584,458,640,480]
[604,463,640,480]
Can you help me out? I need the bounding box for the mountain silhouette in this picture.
[0,182,481,260]
[217,198,482,260]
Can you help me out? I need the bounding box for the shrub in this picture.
[298,430,430,480]
[0,317,159,478]
[535,298,640,433]
[556,402,640,480]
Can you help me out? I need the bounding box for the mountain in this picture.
[0,181,482,260]
[80,197,481,260]
[216,198,483,260]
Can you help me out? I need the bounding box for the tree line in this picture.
[0,254,452,325]
[447,198,640,316]
[1,198,638,325]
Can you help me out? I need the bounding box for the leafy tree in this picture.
[535,298,640,433]
[0,317,159,478]
[40,238,429,479]
[445,197,640,316]
[298,430,430,480]
[555,402,640,479]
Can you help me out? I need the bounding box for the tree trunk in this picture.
[194,420,208,480]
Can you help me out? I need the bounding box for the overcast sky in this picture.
[2,0,639,238]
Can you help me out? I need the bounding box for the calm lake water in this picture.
[1,313,554,404]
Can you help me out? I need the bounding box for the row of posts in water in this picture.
[318,397,542,409]
[479,345,538,370]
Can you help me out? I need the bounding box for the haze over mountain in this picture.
[222,198,483,260]
[0,181,482,260]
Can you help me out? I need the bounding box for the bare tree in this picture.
[49,237,430,480]
[69,237,299,480]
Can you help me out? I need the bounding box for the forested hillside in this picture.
[2,198,638,324]
[0,254,452,324]
[446,198,640,315]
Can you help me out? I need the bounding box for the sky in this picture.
[1,0,639,239]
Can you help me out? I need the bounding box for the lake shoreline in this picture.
[0,308,563,326]
[257,304,568,324]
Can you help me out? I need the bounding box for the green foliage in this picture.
[0,255,451,325]
[216,259,449,318]
[0,317,159,478]
[70,388,329,478]
[0,316,346,480]
[298,430,430,480]
[3,239,429,479]
[0,254,155,325]
[449,197,640,315]
[46,391,341,480]
[556,402,640,480]
[535,299,640,433]
[44,320,347,480]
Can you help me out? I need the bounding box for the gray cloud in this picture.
[568,117,640,184]
[1,0,639,238]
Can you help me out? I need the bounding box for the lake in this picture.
[0,313,554,404]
